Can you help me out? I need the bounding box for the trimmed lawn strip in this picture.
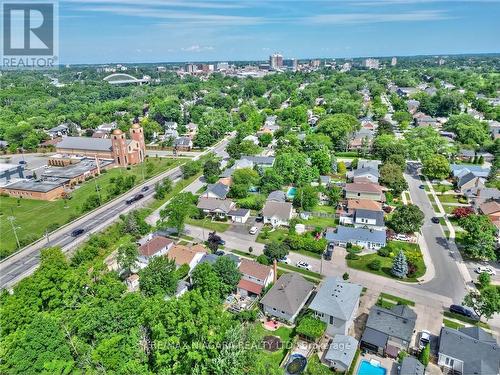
[290,249,322,260]
[443,311,489,329]
[300,216,336,228]
[0,158,183,257]
[443,319,464,329]
[256,227,289,244]
[231,249,257,259]
[379,292,415,306]
[279,263,323,280]
[185,218,230,233]
[147,171,204,211]
[436,194,462,204]
[312,205,336,214]
[376,298,397,309]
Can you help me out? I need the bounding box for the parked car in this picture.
[324,243,334,261]
[215,250,225,256]
[419,330,431,350]
[255,216,264,223]
[296,261,312,271]
[419,184,425,189]
[249,226,258,235]
[449,304,479,321]
[141,186,149,192]
[475,266,497,276]
[18,160,27,165]
[278,256,291,265]
[431,217,440,224]
[71,228,85,237]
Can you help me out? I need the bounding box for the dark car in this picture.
[126,194,145,205]
[419,184,425,189]
[141,186,149,192]
[255,216,264,223]
[18,160,27,165]
[135,193,144,200]
[215,250,225,256]
[324,243,334,261]
[71,228,85,237]
[431,217,440,224]
[449,304,478,320]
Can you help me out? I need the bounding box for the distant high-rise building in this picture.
[363,58,380,70]
[269,53,283,70]
[217,62,229,71]
[438,58,445,65]
[391,57,397,66]
[310,59,321,68]
[341,62,352,72]
[283,58,298,71]
[185,63,196,73]
[157,66,166,72]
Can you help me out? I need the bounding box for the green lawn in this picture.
[279,263,323,279]
[254,324,295,367]
[185,218,230,233]
[300,215,336,228]
[376,298,397,309]
[379,292,416,306]
[347,242,426,282]
[312,205,336,214]
[306,355,334,375]
[436,194,462,204]
[0,158,183,258]
[443,311,489,329]
[256,227,289,244]
[291,249,322,260]
[443,319,464,330]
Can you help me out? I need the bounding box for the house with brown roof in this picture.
[344,183,385,202]
[479,201,500,228]
[237,258,275,297]
[166,244,206,271]
[347,199,382,212]
[137,235,174,267]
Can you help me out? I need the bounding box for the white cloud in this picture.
[181,45,214,52]
[306,10,450,24]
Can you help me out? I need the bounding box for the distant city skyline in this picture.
[59,0,500,64]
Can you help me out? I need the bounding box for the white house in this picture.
[309,277,362,336]
[137,235,174,267]
[237,258,274,297]
[262,201,293,227]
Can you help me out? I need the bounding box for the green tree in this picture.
[391,250,408,278]
[213,256,241,294]
[422,154,450,180]
[203,159,221,184]
[159,192,198,234]
[259,168,284,195]
[230,168,260,199]
[379,162,408,196]
[117,242,139,276]
[419,343,430,366]
[310,148,331,175]
[317,113,360,150]
[390,204,425,234]
[139,256,178,297]
[459,215,497,260]
[463,286,500,320]
[478,272,491,289]
[293,185,319,211]
[191,263,225,298]
[263,241,289,262]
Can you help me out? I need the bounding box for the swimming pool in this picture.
[357,360,387,375]
[286,187,297,199]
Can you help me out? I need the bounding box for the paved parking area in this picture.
[226,218,262,235]
[0,153,52,177]
[465,260,500,285]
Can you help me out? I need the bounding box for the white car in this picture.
[419,330,431,350]
[249,226,258,235]
[296,261,312,271]
[394,234,410,241]
[475,266,497,276]
[278,256,291,265]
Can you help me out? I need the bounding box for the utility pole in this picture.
[8,216,21,249]
[45,228,50,244]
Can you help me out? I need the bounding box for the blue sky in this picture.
[59,0,500,64]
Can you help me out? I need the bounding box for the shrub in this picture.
[342,272,349,280]
[377,247,390,257]
[368,259,382,270]
[346,253,360,260]
[407,261,418,277]
[257,254,270,265]
[176,264,190,279]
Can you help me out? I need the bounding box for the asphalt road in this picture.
[404,162,468,302]
[0,138,230,289]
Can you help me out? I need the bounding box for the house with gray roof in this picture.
[262,201,294,227]
[457,172,486,195]
[309,277,362,336]
[196,197,235,218]
[202,182,230,200]
[360,305,417,357]
[324,335,359,372]
[325,226,386,250]
[260,273,314,323]
[451,164,490,179]
[438,326,499,375]
[353,209,385,230]
[352,167,379,184]
[240,155,275,167]
[267,190,286,203]
[400,356,425,375]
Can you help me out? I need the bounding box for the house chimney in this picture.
[273,259,277,283]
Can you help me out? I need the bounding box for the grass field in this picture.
[436,194,463,204]
[253,324,295,367]
[379,292,415,306]
[256,227,289,244]
[0,157,183,258]
[346,242,426,282]
[443,311,489,329]
[443,319,464,329]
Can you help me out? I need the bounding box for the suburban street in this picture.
[0,138,231,289]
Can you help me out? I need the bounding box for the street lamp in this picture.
[7,216,21,249]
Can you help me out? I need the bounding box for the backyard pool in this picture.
[357,360,387,375]
[286,187,297,199]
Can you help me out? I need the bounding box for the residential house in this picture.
[479,200,500,228]
[242,135,259,145]
[407,100,420,114]
[351,167,379,184]
[164,121,178,131]
[167,244,206,271]
[237,258,274,297]
[197,197,235,218]
[324,335,359,372]
[240,155,275,168]
[396,87,419,97]
[233,158,254,170]
[137,235,174,267]
[400,357,425,375]
[228,208,251,223]
[470,187,500,207]
[344,183,385,202]
[47,124,70,138]
[437,327,499,375]
[185,122,198,137]
[202,182,230,200]
[260,273,315,323]
[325,226,387,250]
[309,277,362,336]
[488,120,500,140]
[343,209,385,231]
[126,274,140,291]
[458,172,486,195]
[262,201,294,227]
[267,190,287,203]
[451,164,490,179]
[346,199,382,213]
[358,159,382,170]
[174,136,193,151]
[360,305,417,357]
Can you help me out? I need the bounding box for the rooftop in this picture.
[139,236,173,257]
[309,277,362,320]
[3,178,67,193]
[57,136,113,152]
[260,273,314,315]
